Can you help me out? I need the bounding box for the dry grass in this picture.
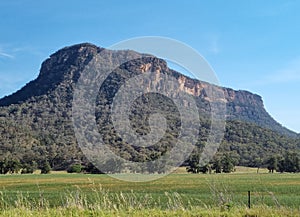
[0,205,299,217]
[0,172,299,216]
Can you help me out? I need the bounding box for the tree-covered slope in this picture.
[0,43,298,170]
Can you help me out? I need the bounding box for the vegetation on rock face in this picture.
[0,43,299,172]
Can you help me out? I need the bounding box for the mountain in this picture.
[0,43,299,169]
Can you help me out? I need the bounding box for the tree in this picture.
[186,154,201,173]
[103,158,123,173]
[84,162,104,174]
[10,159,22,174]
[221,154,235,173]
[277,152,300,173]
[0,160,9,174]
[40,161,51,174]
[199,164,212,174]
[285,152,299,172]
[0,159,21,174]
[212,158,222,173]
[67,164,82,173]
[253,157,262,173]
[21,163,35,174]
[266,155,278,173]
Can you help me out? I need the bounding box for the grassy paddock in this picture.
[0,206,299,217]
[0,172,299,216]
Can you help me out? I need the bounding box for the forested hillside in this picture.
[0,43,299,172]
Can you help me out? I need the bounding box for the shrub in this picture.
[40,161,51,174]
[67,164,82,173]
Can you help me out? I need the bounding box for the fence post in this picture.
[248,190,251,208]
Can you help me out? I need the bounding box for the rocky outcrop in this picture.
[0,43,298,169]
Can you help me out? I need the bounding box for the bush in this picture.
[21,163,35,174]
[83,162,104,174]
[40,161,51,174]
[67,164,82,173]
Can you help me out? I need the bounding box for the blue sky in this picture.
[0,0,300,132]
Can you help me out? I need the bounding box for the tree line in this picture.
[266,152,300,173]
[186,151,300,174]
[0,158,106,175]
[0,159,51,174]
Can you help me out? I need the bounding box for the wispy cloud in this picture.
[0,51,14,59]
[0,44,44,60]
[0,45,16,59]
[207,35,220,54]
[209,38,220,54]
[11,45,44,56]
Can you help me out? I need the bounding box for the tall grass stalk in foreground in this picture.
[0,184,298,217]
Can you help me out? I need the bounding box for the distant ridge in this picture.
[0,43,298,169]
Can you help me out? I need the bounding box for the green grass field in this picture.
[0,168,299,216]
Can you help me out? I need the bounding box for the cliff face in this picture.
[0,44,102,107]
[0,43,298,168]
[162,68,294,137]
[122,56,294,137]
